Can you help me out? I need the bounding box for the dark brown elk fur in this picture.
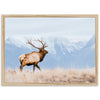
[19,39,48,72]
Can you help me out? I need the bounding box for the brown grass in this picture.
[5,68,95,84]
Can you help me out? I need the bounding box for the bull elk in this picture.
[19,39,48,72]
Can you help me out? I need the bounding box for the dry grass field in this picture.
[5,68,95,84]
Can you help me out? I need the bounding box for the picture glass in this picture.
[4,16,97,85]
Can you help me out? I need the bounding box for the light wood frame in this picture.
[1,14,98,86]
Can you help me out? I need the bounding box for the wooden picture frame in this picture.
[1,14,98,86]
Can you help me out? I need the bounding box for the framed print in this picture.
[1,15,98,86]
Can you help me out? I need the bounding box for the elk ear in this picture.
[39,48,43,51]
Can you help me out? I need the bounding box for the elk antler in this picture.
[43,41,48,48]
[27,40,40,49]
[35,39,48,48]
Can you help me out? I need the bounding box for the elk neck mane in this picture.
[39,50,46,62]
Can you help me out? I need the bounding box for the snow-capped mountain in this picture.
[5,35,95,69]
[5,35,87,54]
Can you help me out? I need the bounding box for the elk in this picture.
[19,39,48,72]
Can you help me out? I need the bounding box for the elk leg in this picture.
[36,64,41,71]
[20,61,25,71]
[33,64,35,72]
[20,65,24,71]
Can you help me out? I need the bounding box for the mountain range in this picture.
[5,35,95,70]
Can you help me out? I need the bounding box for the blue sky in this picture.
[5,17,95,40]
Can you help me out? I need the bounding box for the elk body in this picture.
[19,39,48,72]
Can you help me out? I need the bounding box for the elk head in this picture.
[27,39,48,55]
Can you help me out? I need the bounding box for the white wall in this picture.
[0,0,99,100]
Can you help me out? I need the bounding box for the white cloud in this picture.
[5,17,95,38]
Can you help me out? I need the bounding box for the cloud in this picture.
[5,17,95,38]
